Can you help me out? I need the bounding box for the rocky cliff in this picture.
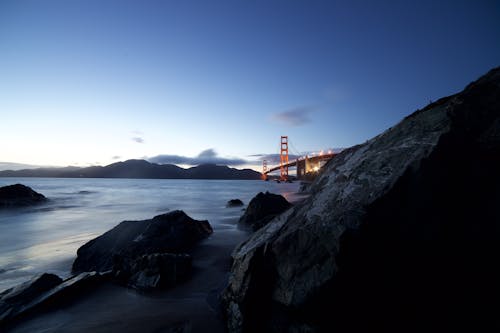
[222,67,500,332]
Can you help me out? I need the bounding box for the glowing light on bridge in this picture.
[261,137,337,180]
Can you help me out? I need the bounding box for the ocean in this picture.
[0,178,300,292]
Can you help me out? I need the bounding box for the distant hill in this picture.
[0,159,261,180]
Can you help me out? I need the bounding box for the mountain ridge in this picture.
[0,159,261,180]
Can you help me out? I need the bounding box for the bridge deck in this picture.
[264,153,335,174]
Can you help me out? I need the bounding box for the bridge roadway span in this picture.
[264,153,335,178]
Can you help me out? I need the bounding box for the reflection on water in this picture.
[0,178,299,291]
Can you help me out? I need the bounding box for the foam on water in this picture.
[0,178,299,291]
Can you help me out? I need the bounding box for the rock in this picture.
[0,273,62,322]
[72,210,213,273]
[113,253,192,290]
[222,67,500,332]
[227,199,244,207]
[41,271,103,303]
[0,184,47,208]
[0,272,102,325]
[238,192,291,231]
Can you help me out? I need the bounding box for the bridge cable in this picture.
[288,139,305,158]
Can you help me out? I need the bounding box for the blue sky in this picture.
[1,0,499,170]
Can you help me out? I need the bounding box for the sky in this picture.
[1,0,499,171]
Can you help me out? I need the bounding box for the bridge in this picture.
[262,136,336,181]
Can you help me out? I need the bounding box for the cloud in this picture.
[247,153,302,165]
[148,148,248,166]
[132,137,144,144]
[111,155,121,160]
[271,106,315,126]
[0,162,41,171]
[248,148,345,165]
[197,148,216,159]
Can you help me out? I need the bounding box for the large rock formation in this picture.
[222,67,500,332]
[238,192,292,231]
[0,184,47,208]
[72,210,213,273]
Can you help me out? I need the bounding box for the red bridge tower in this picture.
[280,136,289,181]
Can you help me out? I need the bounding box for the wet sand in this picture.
[7,226,249,333]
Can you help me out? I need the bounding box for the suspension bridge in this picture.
[261,136,336,181]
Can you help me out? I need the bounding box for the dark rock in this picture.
[0,184,47,208]
[238,192,291,231]
[223,67,500,332]
[227,199,244,207]
[113,253,192,290]
[42,271,103,302]
[72,210,213,273]
[0,272,102,325]
[0,273,62,322]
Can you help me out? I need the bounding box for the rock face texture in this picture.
[222,67,500,332]
[113,253,192,290]
[238,192,292,231]
[0,273,62,323]
[0,272,102,326]
[0,184,47,207]
[72,210,213,273]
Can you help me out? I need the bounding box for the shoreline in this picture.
[1,180,302,332]
[6,227,250,332]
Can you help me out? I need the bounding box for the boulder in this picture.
[72,210,213,273]
[238,192,291,231]
[222,67,500,332]
[227,199,244,207]
[0,272,102,325]
[0,184,47,208]
[0,273,62,322]
[113,253,192,290]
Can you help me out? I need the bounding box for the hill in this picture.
[0,160,261,180]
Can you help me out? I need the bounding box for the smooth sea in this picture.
[0,178,300,292]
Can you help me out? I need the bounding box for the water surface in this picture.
[0,178,299,291]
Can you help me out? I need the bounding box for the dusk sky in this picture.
[1,0,499,170]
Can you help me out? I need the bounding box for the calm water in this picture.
[0,178,299,292]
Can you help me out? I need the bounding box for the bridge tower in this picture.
[280,136,289,181]
[261,159,268,180]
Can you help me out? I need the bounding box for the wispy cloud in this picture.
[132,137,144,144]
[271,106,315,126]
[248,147,345,165]
[148,148,248,166]
[111,155,121,160]
[0,162,41,171]
[247,153,301,165]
